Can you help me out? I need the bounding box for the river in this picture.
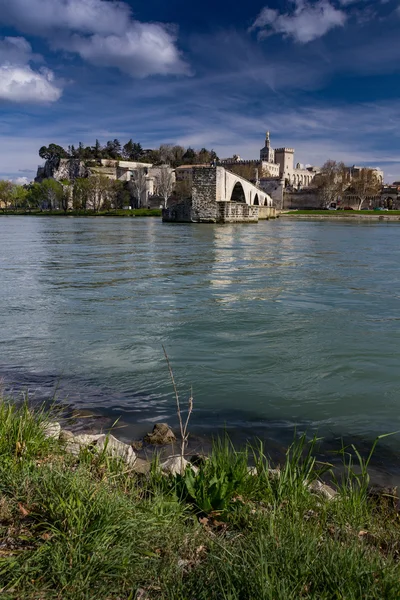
[1,216,400,477]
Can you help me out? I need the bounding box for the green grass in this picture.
[284,210,400,216]
[0,208,162,217]
[1,398,400,599]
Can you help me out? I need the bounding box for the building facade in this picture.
[219,132,318,188]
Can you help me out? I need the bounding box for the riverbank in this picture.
[1,398,400,599]
[0,209,162,217]
[281,210,400,221]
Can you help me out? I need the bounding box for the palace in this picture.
[220,132,319,188]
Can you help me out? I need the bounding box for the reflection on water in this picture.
[1,217,400,474]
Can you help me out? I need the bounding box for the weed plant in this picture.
[0,397,400,599]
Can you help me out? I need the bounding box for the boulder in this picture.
[59,429,74,442]
[96,435,137,467]
[308,480,337,501]
[161,456,190,476]
[64,433,105,456]
[42,422,61,440]
[144,423,176,445]
[132,458,151,475]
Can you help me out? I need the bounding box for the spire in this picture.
[266,131,270,145]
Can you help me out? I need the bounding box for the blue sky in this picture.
[1,0,400,182]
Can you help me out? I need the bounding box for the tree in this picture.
[39,144,68,162]
[155,166,175,208]
[59,181,72,213]
[123,140,144,161]
[93,139,102,159]
[197,148,211,164]
[229,164,259,181]
[144,149,161,165]
[0,180,13,212]
[170,145,185,168]
[113,181,131,209]
[86,175,111,212]
[26,183,44,210]
[182,148,196,165]
[350,169,382,210]
[73,178,91,210]
[40,179,64,209]
[10,184,28,210]
[314,160,347,208]
[130,168,148,208]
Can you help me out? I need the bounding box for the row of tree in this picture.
[39,141,219,168]
[313,161,382,210]
[0,178,125,213]
[0,165,185,213]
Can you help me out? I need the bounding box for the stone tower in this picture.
[275,148,295,179]
[260,131,275,163]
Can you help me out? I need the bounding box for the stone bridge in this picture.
[163,166,276,223]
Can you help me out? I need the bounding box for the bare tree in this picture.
[229,163,259,181]
[314,160,348,208]
[156,166,175,208]
[130,168,148,208]
[86,175,111,212]
[351,169,382,210]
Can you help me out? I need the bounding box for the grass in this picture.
[1,398,400,599]
[283,210,400,216]
[0,208,162,217]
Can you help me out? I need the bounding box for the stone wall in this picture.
[258,206,277,219]
[283,190,321,210]
[217,202,258,223]
[259,178,284,210]
[162,199,195,222]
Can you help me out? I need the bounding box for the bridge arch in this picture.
[253,193,259,205]
[230,181,246,203]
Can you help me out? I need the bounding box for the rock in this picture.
[131,440,143,452]
[190,454,208,467]
[161,456,190,476]
[96,435,137,467]
[64,433,105,456]
[132,458,151,475]
[144,423,176,445]
[42,422,61,440]
[269,468,281,479]
[59,429,74,442]
[247,466,280,478]
[308,480,337,501]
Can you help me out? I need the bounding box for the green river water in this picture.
[1,217,400,478]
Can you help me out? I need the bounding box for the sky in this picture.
[1,0,400,182]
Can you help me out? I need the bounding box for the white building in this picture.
[259,132,318,187]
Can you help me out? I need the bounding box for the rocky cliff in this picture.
[35,158,90,183]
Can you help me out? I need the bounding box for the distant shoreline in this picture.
[0,209,162,217]
[281,210,400,221]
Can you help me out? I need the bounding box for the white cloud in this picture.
[0,37,62,103]
[0,0,189,77]
[251,0,346,43]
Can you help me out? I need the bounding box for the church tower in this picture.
[260,131,275,163]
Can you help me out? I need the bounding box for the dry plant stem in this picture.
[162,346,193,466]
